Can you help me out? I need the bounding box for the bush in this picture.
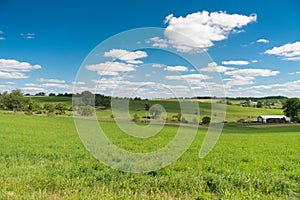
[77,106,94,116]
[202,116,211,124]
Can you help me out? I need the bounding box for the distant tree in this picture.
[55,103,68,115]
[202,116,211,124]
[256,101,263,108]
[81,91,95,106]
[283,98,300,122]
[145,103,150,111]
[35,92,45,96]
[95,94,110,107]
[49,93,56,96]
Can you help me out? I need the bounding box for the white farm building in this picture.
[257,115,290,123]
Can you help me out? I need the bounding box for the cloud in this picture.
[148,37,169,48]
[42,83,70,89]
[0,31,4,41]
[21,87,45,92]
[265,41,300,61]
[0,81,16,85]
[38,78,66,83]
[252,60,258,63]
[21,33,35,39]
[256,39,269,43]
[0,59,41,72]
[230,80,300,97]
[224,68,279,86]
[161,11,257,52]
[0,59,41,79]
[25,83,40,87]
[164,65,188,72]
[72,81,86,85]
[152,64,164,68]
[104,49,147,64]
[200,62,235,72]
[0,71,29,79]
[86,61,135,76]
[222,60,250,65]
[289,71,300,75]
[225,68,280,77]
[225,75,255,86]
[165,73,211,80]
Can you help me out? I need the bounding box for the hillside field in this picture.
[0,112,299,199]
[29,96,284,122]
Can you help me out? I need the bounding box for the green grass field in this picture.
[30,96,284,122]
[0,113,299,199]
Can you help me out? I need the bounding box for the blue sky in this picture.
[0,0,300,97]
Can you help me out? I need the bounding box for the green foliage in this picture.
[55,103,68,115]
[95,94,111,107]
[132,113,139,122]
[202,116,211,124]
[256,101,263,108]
[0,89,29,111]
[172,113,182,122]
[43,103,55,113]
[77,105,94,116]
[81,91,95,106]
[283,98,300,122]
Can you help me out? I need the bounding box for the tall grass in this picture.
[0,113,299,199]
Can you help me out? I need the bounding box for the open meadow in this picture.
[0,107,299,199]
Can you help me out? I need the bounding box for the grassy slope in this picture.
[0,113,299,199]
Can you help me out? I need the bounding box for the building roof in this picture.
[258,115,287,119]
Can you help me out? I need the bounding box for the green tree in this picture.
[81,91,95,106]
[283,98,300,122]
[44,103,55,114]
[55,103,68,115]
[202,116,211,124]
[256,101,263,108]
[0,89,29,111]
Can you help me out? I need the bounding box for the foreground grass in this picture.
[0,113,299,199]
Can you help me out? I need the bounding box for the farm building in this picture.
[257,115,290,123]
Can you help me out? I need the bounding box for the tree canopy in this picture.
[283,98,300,122]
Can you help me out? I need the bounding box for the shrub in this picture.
[202,116,211,124]
[77,106,94,116]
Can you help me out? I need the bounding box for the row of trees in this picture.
[0,89,69,115]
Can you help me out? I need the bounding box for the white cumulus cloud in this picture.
[161,11,257,52]
[38,78,66,83]
[200,62,235,72]
[104,49,147,64]
[222,60,250,65]
[164,65,188,72]
[0,59,41,79]
[86,61,135,76]
[225,68,280,77]
[265,41,300,61]
[256,39,269,43]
